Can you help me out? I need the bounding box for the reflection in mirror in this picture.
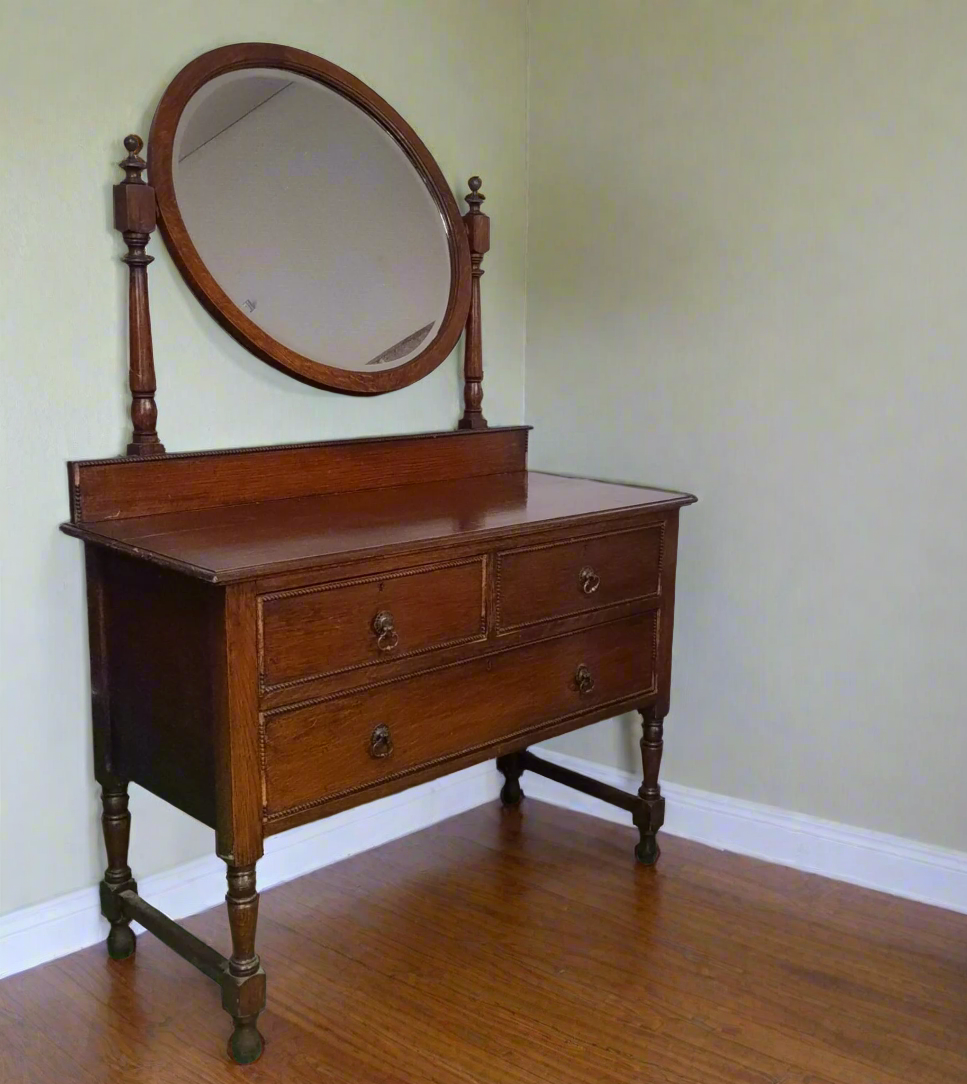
[172,69,452,372]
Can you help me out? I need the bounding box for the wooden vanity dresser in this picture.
[62,42,694,1065]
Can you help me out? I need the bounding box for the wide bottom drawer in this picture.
[261,612,657,821]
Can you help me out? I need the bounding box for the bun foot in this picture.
[635,836,660,866]
[106,923,136,960]
[228,1019,264,1065]
[496,752,525,807]
[499,778,523,807]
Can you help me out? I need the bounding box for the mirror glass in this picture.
[171,69,452,372]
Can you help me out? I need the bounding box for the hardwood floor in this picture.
[3,799,966,1083]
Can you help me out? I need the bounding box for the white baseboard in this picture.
[6,748,966,981]
[0,760,501,981]
[525,746,967,915]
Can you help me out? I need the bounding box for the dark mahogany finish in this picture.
[148,43,471,395]
[458,176,489,430]
[63,431,693,1060]
[496,751,525,806]
[66,427,529,528]
[99,783,137,960]
[261,612,657,824]
[636,705,666,864]
[113,136,164,456]
[224,864,265,1065]
[66,46,695,1064]
[495,522,664,631]
[259,557,487,690]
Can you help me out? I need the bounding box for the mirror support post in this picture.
[458,176,489,431]
[114,135,165,457]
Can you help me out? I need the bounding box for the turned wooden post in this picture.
[100,782,138,960]
[496,751,525,806]
[114,135,164,456]
[458,176,490,430]
[223,863,266,1064]
[634,706,666,865]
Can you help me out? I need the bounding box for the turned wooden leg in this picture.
[496,751,525,807]
[634,707,666,866]
[223,863,266,1065]
[99,782,137,960]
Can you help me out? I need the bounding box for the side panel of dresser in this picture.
[85,546,219,829]
[654,508,681,720]
[84,546,263,867]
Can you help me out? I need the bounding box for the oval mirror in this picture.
[149,44,471,394]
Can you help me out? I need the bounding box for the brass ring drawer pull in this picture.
[369,724,393,759]
[575,664,595,695]
[372,610,399,653]
[578,566,600,595]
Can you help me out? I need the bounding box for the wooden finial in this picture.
[466,174,484,209]
[119,134,148,183]
[458,176,490,431]
[114,134,164,456]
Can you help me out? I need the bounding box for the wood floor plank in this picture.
[308,833,931,1084]
[2,799,965,1082]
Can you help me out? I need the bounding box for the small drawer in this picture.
[496,524,663,631]
[258,558,486,691]
[261,612,657,821]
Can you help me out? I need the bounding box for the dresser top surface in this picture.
[62,470,695,583]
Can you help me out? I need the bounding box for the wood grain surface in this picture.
[259,557,486,690]
[261,614,657,820]
[66,428,529,526]
[63,470,695,583]
[496,522,664,631]
[3,800,965,1083]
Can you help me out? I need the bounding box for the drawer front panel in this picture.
[496,524,663,631]
[261,613,657,821]
[259,558,486,691]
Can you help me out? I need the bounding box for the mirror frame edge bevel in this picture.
[148,42,472,395]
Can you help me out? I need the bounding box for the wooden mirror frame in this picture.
[148,42,472,395]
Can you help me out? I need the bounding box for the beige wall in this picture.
[528,1,967,851]
[0,0,527,914]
